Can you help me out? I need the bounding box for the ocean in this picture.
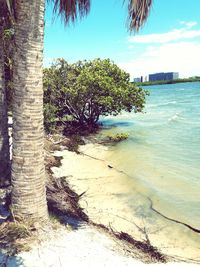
[100,82,200,233]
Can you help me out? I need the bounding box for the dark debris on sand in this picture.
[0,134,167,263]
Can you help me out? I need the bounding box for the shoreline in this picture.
[1,136,200,266]
[52,141,200,263]
[0,136,166,266]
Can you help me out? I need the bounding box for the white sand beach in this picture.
[1,143,200,267]
[1,222,199,267]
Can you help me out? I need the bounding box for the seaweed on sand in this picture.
[46,176,89,223]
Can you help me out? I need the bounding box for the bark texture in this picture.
[0,25,10,186]
[11,0,48,221]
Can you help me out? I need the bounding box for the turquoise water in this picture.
[101,82,200,229]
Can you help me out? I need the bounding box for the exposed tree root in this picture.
[46,176,89,223]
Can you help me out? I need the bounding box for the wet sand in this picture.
[52,144,200,263]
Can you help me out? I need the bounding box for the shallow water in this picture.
[100,82,200,231]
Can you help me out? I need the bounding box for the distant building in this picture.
[134,77,142,83]
[149,72,179,81]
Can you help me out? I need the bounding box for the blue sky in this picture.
[44,0,200,80]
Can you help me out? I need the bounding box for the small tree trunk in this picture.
[11,0,48,222]
[0,26,10,186]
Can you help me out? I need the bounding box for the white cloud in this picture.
[128,44,135,50]
[180,21,197,28]
[128,22,200,44]
[118,41,200,79]
[121,22,200,79]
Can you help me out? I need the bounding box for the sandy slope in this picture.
[1,142,199,266]
[0,224,199,267]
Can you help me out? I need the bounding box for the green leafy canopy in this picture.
[43,58,148,131]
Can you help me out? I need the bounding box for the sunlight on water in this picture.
[100,82,200,229]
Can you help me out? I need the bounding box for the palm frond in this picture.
[50,0,90,25]
[0,0,15,22]
[127,0,153,32]
[5,0,11,14]
[0,0,7,19]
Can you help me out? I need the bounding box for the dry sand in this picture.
[1,223,199,267]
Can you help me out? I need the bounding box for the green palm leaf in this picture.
[1,0,152,31]
[50,0,91,24]
[126,0,152,31]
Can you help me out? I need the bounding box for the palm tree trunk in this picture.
[0,26,10,186]
[11,0,48,222]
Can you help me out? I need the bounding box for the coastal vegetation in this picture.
[0,1,155,263]
[43,58,148,133]
[0,0,92,224]
[0,1,200,264]
[99,133,129,144]
[107,133,129,142]
[135,76,200,86]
